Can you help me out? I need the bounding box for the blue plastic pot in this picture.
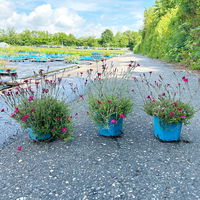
[29,128,52,141]
[153,116,182,141]
[98,118,123,137]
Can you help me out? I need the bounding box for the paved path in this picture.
[0,53,200,200]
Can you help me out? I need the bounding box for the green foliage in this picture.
[65,55,80,63]
[0,46,125,56]
[134,0,200,69]
[0,28,139,49]
[100,29,114,47]
[83,60,137,127]
[144,99,195,125]
[0,73,74,141]
[15,97,73,140]
[88,95,133,127]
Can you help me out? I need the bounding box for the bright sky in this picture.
[0,0,155,37]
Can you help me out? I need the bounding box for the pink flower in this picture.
[151,97,155,102]
[56,118,61,121]
[24,80,29,83]
[161,93,166,96]
[119,114,125,118]
[52,128,55,132]
[178,108,183,112]
[79,95,84,100]
[17,146,22,151]
[147,96,151,99]
[42,88,49,93]
[1,109,5,112]
[35,81,39,85]
[14,107,20,114]
[132,77,137,80]
[182,76,185,80]
[180,116,186,119]
[108,100,112,103]
[172,102,177,106]
[62,128,67,133]
[28,96,34,101]
[110,119,117,124]
[97,100,102,104]
[66,116,72,119]
[97,73,101,76]
[22,114,29,121]
[183,78,188,82]
[11,113,16,117]
[30,108,36,112]
[169,112,175,117]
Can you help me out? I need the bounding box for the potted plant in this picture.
[88,94,133,136]
[133,72,198,142]
[144,99,194,141]
[72,60,138,136]
[0,72,73,142]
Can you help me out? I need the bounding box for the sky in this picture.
[0,0,155,37]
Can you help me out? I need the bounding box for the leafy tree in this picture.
[100,29,114,47]
[134,0,200,69]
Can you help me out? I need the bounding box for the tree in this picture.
[101,29,114,47]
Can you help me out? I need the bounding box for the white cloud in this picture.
[0,0,148,36]
[81,24,136,38]
[0,2,84,33]
[0,0,13,19]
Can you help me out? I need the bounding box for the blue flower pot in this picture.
[153,116,182,142]
[98,118,123,137]
[29,128,52,141]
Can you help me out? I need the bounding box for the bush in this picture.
[13,96,73,140]
[144,99,194,125]
[88,95,133,127]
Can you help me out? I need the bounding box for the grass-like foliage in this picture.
[14,96,73,140]
[88,95,133,127]
[0,71,74,141]
[144,99,194,125]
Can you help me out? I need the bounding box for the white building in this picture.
[0,42,9,47]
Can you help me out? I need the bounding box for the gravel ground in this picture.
[9,61,74,79]
[0,53,200,200]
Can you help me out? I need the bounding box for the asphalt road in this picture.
[0,53,200,200]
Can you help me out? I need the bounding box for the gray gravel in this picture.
[0,53,200,200]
